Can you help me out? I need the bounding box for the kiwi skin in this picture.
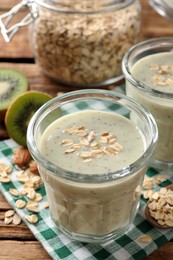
[0,68,28,121]
[5,91,52,147]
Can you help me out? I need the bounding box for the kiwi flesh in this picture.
[5,91,52,147]
[0,68,28,120]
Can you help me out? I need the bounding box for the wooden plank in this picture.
[0,62,68,95]
[141,6,173,37]
[0,62,87,139]
[0,240,51,259]
[0,221,35,240]
[0,0,19,10]
[146,241,173,259]
[0,193,11,210]
[0,194,35,239]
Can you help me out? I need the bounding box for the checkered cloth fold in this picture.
[0,87,173,260]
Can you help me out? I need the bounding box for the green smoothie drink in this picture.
[123,37,173,170]
[27,89,157,243]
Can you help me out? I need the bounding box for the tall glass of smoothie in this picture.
[27,89,157,243]
[122,37,173,171]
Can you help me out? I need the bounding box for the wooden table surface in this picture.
[0,0,173,259]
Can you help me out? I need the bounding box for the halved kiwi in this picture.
[5,91,52,147]
[0,68,28,120]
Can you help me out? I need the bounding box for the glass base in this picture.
[149,159,173,172]
[52,217,132,244]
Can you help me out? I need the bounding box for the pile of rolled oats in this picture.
[0,147,49,226]
[146,187,173,227]
[34,1,141,85]
[142,175,173,228]
[61,126,123,162]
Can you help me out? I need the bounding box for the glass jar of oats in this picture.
[0,0,142,87]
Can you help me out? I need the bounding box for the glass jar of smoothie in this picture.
[27,89,157,243]
[0,0,141,87]
[148,0,173,23]
[122,37,173,171]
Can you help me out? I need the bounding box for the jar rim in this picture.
[122,37,173,99]
[148,0,173,23]
[27,89,158,183]
[34,0,135,14]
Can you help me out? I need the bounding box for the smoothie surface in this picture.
[131,52,173,93]
[39,110,144,174]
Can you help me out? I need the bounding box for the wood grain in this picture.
[0,241,51,260]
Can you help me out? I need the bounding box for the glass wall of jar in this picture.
[0,0,142,87]
[32,0,141,87]
[122,37,173,171]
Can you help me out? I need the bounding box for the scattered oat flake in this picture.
[108,137,117,144]
[34,193,43,202]
[26,201,38,208]
[63,126,78,133]
[80,138,89,146]
[78,151,92,158]
[5,166,13,174]
[25,214,38,224]
[76,130,88,137]
[9,188,19,197]
[20,189,28,196]
[64,148,76,154]
[26,200,39,212]
[4,217,13,225]
[101,131,109,136]
[155,175,167,183]
[100,136,108,144]
[27,188,36,200]
[0,176,11,183]
[104,147,117,156]
[15,199,26,209]
[0,171,7,177]
[26,205,39,213]
[5,210,15,218]
[60,139,73,146]
[17,174,30,183]
[90,141,99,148]
[12,213,22,225]
[71,143,81,149]
[139,235,153,243]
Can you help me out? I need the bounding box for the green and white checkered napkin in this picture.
[1,139,173,260]
[1,87,173,260]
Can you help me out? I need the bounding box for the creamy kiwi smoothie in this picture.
[126,52,173,164]
[38,110,146,238]
[163,0,173,8]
